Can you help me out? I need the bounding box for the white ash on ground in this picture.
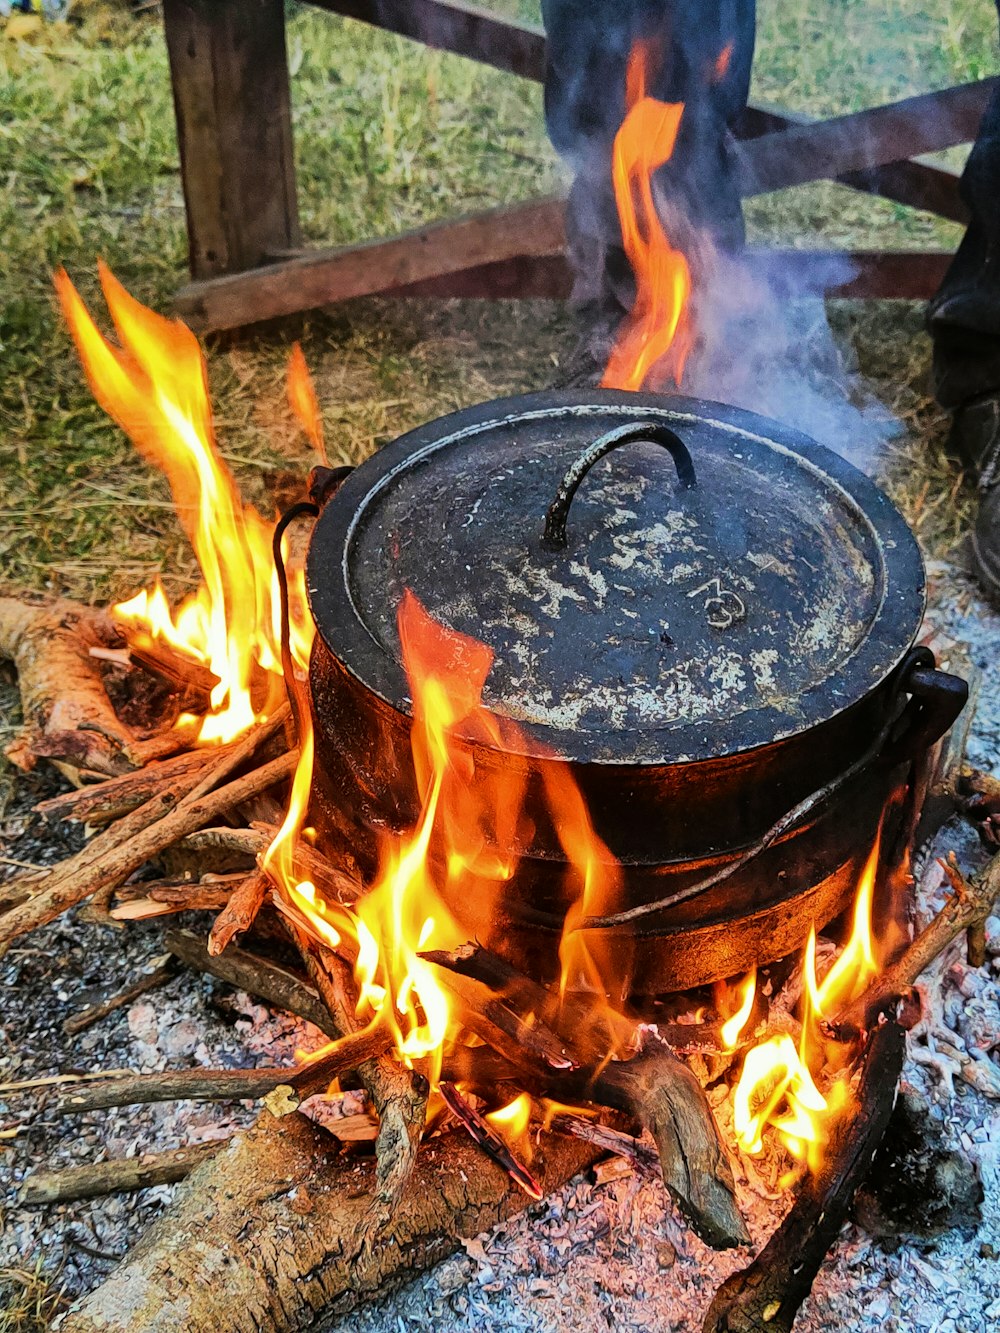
[1,581,999,1329]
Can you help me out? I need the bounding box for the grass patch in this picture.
[0,1262,67,1333]
[0,0,995,603]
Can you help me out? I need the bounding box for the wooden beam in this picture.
[736,104,967,224]
[164,0,300,279]
[399,249,952,303]
[306,0,547,82]
[741,78,998,196]
[174,195,567,331]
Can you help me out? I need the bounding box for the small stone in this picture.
[656,1241,677,1270]
[980,1242,997,1259]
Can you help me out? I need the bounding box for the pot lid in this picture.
[306,391,925,764]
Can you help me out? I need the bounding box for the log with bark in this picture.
[56,1111,600,1333]
[20,1144,224,1205]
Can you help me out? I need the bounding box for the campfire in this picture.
[2,65,998,1333]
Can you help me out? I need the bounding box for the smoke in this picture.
[645,230,897,474]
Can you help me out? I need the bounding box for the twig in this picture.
[703,1020,905,1333]
[62,957,176,1035]
[53,1026,393,1115]
[549,1112,661,1173]
[19,1144,223,1204]
[0,749,297,950]
[35,745,235,826]
[164,927,337,1037]
[832,851,1000,1038]
[438,1081,542,1199]
[208,870,267,955]
[298,939,428,1214]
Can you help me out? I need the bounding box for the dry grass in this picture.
[0,0,995,597]
[0,1262,67,1333]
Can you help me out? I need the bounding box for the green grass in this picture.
[0,0,996,602]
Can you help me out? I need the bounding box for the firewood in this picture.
[62,957,177,1035]
[548,1112,661,1173]
[832,850,1000,1039]
[208,869,268,955]
[164,927,338,1038]
[438,1080,542,1198]
[702,1019,905,1333]
[35,745,237,826]
[19,1143,223,1205]
[0,748,297,952]
[53,1027,393,1115]
[112,628,221,705]
[0,593,184,776]
[424,961,579,1071]
[299,941,428,1215]
[56,1112,600,1333]
[110,886,236,920]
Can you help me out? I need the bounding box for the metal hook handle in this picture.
[542,422,697,551]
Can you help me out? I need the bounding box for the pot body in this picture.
[303,391,957,993]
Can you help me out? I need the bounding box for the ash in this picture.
[2,579,1000,1333]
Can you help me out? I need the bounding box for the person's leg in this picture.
[927,3,1000,594]
[541,0,755,311]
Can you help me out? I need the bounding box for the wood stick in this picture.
[54,1027,393,1115]
[164,927,338,1038]
[703,1020,906,1333]
[549,1112,661,1173]
[299,941,428,1214]
[0,749,297,951]
[35,746,234,826]
[114,629,220,703]
[424,962,579,1071]
[20,1144,223,1205]
[56,1114,599,1332]
[208,870,268,955]
[110,887,235,920]
[832,851,1000,1038]
[62,958,176,1036]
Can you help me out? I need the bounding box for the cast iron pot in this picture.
[302,390,966,992]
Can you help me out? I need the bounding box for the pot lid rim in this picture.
[305,390,926,764]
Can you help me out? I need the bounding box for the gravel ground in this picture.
[1,577,999,1331]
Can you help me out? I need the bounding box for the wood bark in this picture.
[57,1114,598,1332]
[0,594,178,776]
[164,928,338,1038]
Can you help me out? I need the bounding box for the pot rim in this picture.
[306,389,926,766]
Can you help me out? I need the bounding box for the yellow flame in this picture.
[486,1092,534,1155]
[721,969,757,1049]
[731,827,884,1171]
[55,264,312,744]
[602,43,693,392]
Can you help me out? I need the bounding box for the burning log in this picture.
[52,1027,393,1115]
[0,747,297,952]
[832,850,1000,1039]
[0,593,185,777]
[298,940,428,1215]
[108,628,221,709]
[703,1019,905,1333]
[56,1113,599,1333]
[164,927,339,1038]
[20,1144,224,1206]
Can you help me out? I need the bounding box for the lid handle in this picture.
[542,422,697,551]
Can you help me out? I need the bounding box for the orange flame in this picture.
[287,342,327,464]
[712,41,734,84]
[602,43,693,392]
[486,1091,534,1157]
[732,829,883,1171]
[720,969,757,1049]
[55,264,312,744]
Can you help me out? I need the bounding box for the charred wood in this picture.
[702,1019,905,1333]
[164,927,338,1038]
